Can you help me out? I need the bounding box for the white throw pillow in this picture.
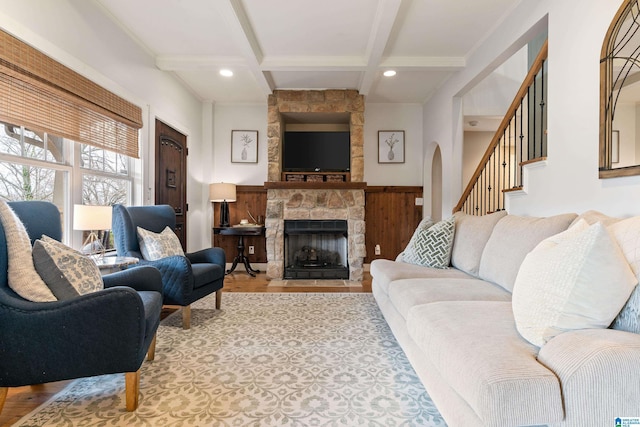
[609,216,640,334]
[402,217,455,269]
[0,200,56,302]
[137,226,185,261]
[33,235,103,300]
[512,222,637,347]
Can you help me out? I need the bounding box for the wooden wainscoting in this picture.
[212,185,268,263]
[364,186,423,263]
[210,185,423,265]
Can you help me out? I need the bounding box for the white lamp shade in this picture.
[209,183,237,202]
[73,205,113,231]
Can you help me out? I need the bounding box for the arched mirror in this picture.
[600,0,640,178]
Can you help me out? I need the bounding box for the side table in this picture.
[213,225,265,276]
[94,256,139,275]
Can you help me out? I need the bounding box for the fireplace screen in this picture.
[284,220,348,279]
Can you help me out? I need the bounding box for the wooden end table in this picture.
[213,225,265,276]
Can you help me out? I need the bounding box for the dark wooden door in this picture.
[155,119,187,249]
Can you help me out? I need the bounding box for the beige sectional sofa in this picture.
[371,211,640,427]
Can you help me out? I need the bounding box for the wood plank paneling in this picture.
[210,185,423,265]
[212,186,268,263]
[364,186,423,263]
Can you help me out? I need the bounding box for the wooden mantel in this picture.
[264,181,367,190]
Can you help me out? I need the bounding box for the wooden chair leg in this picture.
[182,305,191,329]
[215,290,222,310]
[125,370,140,411]
[147,334,157,361]
[0,387,8,415]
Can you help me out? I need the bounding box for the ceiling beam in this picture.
[358,0,404,96]
[216,0,274,96]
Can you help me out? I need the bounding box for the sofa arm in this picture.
[137,255,193,304]
[186,247,226,268]
[102,265,163,294]
[537,328,640,427]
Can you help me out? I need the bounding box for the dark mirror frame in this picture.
[600,0,640,178]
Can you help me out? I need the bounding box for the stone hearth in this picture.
[265,89,366,281]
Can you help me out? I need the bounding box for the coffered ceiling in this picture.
[96,0,521,104]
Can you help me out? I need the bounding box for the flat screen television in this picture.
[283,131,350,172]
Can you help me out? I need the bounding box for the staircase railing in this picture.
[454,40,548,215]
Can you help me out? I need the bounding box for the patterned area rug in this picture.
[15,293,446,426]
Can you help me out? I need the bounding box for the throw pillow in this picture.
[402,217,455,269]
[401,217,434,262]
[0,200,56,302]
[32,236,103,300]
[137,226,185,261]
[512,222,637,347]
[608,216,640,334]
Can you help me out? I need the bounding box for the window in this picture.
[0,120,136,247]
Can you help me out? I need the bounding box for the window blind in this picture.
[0,29,142,158]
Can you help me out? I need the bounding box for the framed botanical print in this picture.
[231,130,258,163]
[378,130,405,163]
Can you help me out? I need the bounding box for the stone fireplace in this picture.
[265,89,366,281]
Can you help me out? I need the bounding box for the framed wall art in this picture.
[231,130,258,163]
[378,130,405,163]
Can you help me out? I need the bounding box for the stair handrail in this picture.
[453,40,548,213]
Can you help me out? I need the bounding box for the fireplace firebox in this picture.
[284,220,349,279]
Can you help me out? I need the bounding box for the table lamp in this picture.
[210,183,236,227]
[73,204,112,258]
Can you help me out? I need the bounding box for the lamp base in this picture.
[219,200,230,227]
[81,231,106,259]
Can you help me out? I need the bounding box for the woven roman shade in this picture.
[0,29,142,158]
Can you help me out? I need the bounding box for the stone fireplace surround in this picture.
[265,89,366,281]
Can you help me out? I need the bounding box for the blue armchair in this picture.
[0,201,162,413]
[112,204,225,329]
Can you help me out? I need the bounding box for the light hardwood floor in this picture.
[0,271,373,426]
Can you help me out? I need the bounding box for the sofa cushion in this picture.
[512,221,637,347]
[609,215,640,334]
[451,210,507,277]
[370,259,474,296]
[0,199,55,302]
[478,213,576,292]
[32,236,104,300]
[570,210,620,227]
[407,301,564,427]
[402,217,455,268]
[137,226,185,261]
[388,278,511,320]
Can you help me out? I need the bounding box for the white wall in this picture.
[364,103,423,186]
[0,0,211,251]
[424,0,640,219]
[212,104,269,185]
[463,131,493,185]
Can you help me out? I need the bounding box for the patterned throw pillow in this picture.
[0,199,56,302]
[402,217,455,269]
[32,236,103,300]
[401,217,434,261]
[137,226,185,261]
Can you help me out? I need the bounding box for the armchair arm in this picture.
[186,247,226,268]
[136,255,193,305]
[0,287,151,386]
[102,265,163,293]
[537,328,640,427]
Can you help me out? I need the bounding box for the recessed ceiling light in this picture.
[220,69,233,77]
[383,70,397,77]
